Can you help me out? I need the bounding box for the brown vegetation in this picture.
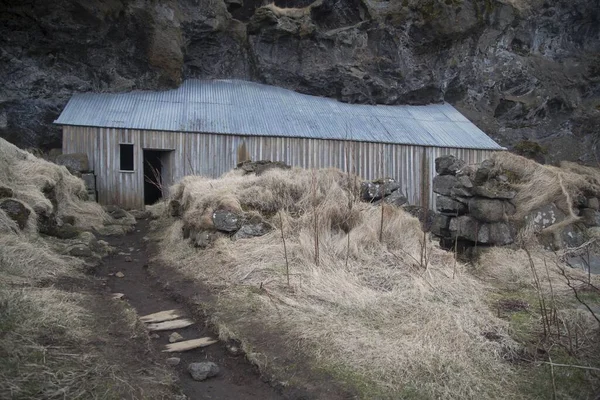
[154,162,600,398]
[0,138,175,399]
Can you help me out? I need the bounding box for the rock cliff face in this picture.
[1,0,599,162]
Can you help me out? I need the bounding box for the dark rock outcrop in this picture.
[1,0,598,164]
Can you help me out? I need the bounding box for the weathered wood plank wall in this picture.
[63,126,498,209]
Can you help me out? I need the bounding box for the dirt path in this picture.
[97,218,283,400]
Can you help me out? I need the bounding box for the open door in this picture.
[143,149,173,205]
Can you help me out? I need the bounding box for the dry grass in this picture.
[475,247,598,294]
[492,152,600,222]
[0,138,175,399]
[158,167,528,399]
[0,138,109,231]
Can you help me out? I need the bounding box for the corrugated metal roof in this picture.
[54,79,503,150]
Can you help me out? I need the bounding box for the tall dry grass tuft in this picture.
[0,138,109,231]
[159,167,526,398]
[492,152,600,222]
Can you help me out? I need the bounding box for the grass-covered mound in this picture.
[0,138,174,399]
[152,163,599,399]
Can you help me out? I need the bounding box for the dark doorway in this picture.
[143,150,172,205]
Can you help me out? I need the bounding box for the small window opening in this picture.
[120,144,134,171]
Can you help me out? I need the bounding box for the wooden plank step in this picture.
[140,309,185,324]
[162,337,218,353]
[146,318,195,332]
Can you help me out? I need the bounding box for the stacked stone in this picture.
[431,155,516,246]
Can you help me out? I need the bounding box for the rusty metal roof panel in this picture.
[55,79,503,150]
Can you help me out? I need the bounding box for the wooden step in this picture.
[162,337,218,353]
[140,309,185,324]
[146,318,195,331]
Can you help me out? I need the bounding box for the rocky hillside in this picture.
[1,0,598,162]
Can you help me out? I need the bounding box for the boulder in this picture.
[457,175,474,189]
[373,190,408,207]
[472,181,516,199]
[430,214,451,237]
[487,222,514,245]
[524,203,566,231]
[473,159,495,186]
[432,175,457,196]
[587,197,600,211]
[432,175,473,197]
[580,208,600,227]
[56,153,90,173]
[560,223,588,248]
[449,216,487,243]
[188,362,219,381]
[233,222,273,240]
[37,210,58,236]
[361,178,401,201]
[436,195,467,215]
[212,210,242,232]
[435,155,465,176]
[382,190,408,207]
[0,198,30,229]
[0,186,13,199]
[468,198,516,223]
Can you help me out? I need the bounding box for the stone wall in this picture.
[430,155,516,247]
[430,155,600,251]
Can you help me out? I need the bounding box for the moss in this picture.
[513,140,548,155]
[313,362,397,399]
[516,357,596,400]
[512,140,548,162]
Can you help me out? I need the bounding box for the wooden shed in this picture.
[55,79,503,210]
